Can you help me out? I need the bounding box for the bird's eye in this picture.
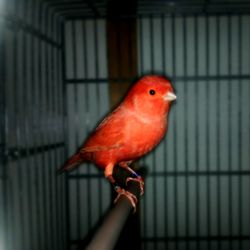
[149,89,155,95]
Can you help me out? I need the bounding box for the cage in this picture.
[1,0,250,250]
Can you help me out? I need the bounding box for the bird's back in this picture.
[81,104,167,168]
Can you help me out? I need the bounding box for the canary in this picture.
[61,75,176,210]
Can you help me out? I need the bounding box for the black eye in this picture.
[149,89,155,95]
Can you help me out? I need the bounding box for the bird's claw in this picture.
[114,187,138,213]
[126,176,144,196]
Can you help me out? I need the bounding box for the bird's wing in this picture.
[80,144,122,153]
[81,107,126,152]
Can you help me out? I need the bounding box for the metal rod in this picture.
[194,14,200,250]
[216,15,221,250]
[61,19,71,250]
[65,74,250,84]
[0,13,7,250]
[205,14,211,250]
[68,170,250,179]
[171,14,179,250]
[86,179,142,250]
[227,14,233,250]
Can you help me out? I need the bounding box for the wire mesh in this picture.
[64,14,250,250]
[1,1,250,250]
[0,0,67,250]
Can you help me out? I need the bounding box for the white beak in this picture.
[164,92,177,101]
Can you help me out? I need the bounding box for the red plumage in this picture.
[61,75,176,207]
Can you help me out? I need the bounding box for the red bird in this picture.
[61,75,176,209]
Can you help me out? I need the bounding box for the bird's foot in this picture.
[114,186,138,213]
[126,176,144,196]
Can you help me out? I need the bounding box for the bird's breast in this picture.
[118,116,167,160]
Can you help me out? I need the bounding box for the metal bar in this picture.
[61,19,70,250]
[65,74,250,84]
[63,9,250,21]
[44,5,54,248]
[216,15,221,250]
[71,19,81,240]
[183,14,189,250]
[25,19,35,249]
[138,16,148,250]
[68,170,250,179]
[93,18,103,219]
[5,143,65,160]
[50,21,57,250]
[194,14,200,250]
[161,15,168,250]
[82,19,92,234]
[149,15,157,250]
[227,14,233,250]
[238,14,243,250]
[48,33,55,250]
[5,7,17,250]
[17,17,26,250]
[141,235,250,242]
[55,19,63,250]
[41,36,49,250]
[29,2,38,249]
[0,12,7,250]
[171,14,178,250]
[36,5,44,248]
[86,179,142,250]
[205,14,211,250]
[53,18,60,249]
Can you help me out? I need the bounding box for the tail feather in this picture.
[57,152,83,174]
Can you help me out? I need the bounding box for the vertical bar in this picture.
[139,16,147,250]
[227,14,233,250]
[172,14,178,250]
[93,19,103,218]
[71,20,81,240]
[149,14,157,250]
[54,18,60,250]
[45,17,53,248]
[216,15,221,250]
[49,12,55,250]
[33,35,42,250]
[0,11,6,248]
[0,12,7,250]
[18,21,25,250]
[194,14,200,250]
[51,17,56,250]
[36,7,43,248]
[161,14,168,250]
[60,21,67,248]
[41,37,49,250]
[30,1,38,248]
[61,20,70,250]
[25,0,35,244]
[238,14,242,250]
[55,20,60,250]
[26,30,34,250]
[205,14,211,250]
[49,15,56,250]
[183,14,189,250]
[82,19,92,234]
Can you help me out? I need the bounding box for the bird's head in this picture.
[124,75,177,117]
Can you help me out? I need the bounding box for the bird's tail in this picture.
[57,152,84,174]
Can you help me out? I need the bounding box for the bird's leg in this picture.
[104,164,138,212]
[119,162,144,196]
